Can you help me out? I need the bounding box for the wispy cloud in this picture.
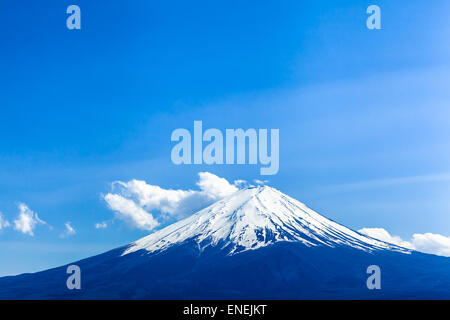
[104,194,159,231]
[13,203,47,236]
[254,179,269,185]
[0,213,10,231]
[95,221,108,229]
[60,222,76,238]
[233,179,248,187]
[359,227,450,257]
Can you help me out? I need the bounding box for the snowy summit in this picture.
[124,186,410,256]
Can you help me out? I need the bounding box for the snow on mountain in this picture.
[124,186,410,256]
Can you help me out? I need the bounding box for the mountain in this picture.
[122,186,409,256]
[0,186,449,299]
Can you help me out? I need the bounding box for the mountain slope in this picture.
[0,186,448,299]
[124,186,409,256]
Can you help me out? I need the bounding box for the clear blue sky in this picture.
[0,0,449,276]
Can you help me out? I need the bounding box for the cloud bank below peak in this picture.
[103,172,240,231]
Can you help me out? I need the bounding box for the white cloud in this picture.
[95,221,108,229]
[254,179,269,185]
[326,173,450,193]
[13,203,47,236]
[359,227,450,257]
[358,228,413,249]
[104,193,159,231]
[196,172,238,199]
[0,213,10,230]
[103,172,240,230]
[60,222,76,238]
[233,179,248,187]
[411,233,450,257]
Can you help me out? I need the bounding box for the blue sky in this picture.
[0,0,449,276]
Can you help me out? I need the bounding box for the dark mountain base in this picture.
[0,242,449,299]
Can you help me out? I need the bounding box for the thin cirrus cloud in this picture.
[1,203,78,238]
[325,172,450,193]
[359,227,450,257]
[103,172,240,231]
[0,213,10,231]
[254,179,269,185]
[13,203,48,236]
[60,222,76,238]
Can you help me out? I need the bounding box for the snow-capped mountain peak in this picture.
[123,186,410,256]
